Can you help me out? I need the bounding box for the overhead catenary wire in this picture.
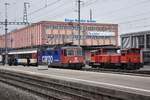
[31,0,73,21]
[29,0,61,16]
[49,8,74,20]
[105,10,150,21]
[14,0,61,21]
[30,0,101,21]
[119,16,150,24]
[96,0,150,19]
[47,0,99,20]
[82,0,99,7]
[121,22,150,29]
[1,0,150,34]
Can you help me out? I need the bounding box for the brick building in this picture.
[0,21,118,49]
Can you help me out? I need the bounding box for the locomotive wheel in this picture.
[76,66,82,70]
[126,63,136,70]
[134,63,142,70]
[138,63,143,69]
[104,63,111,69]
[92,65,98,68]
[101,63,105,68]
[110,64,117,69]
[120,64,127,69]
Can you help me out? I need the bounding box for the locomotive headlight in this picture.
[69,60,72,63]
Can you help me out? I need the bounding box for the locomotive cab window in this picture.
[63,49,67,56]
[67,49,74,56]
[121,50,127,54]
[128,49,140,54]
[76,48,82,56]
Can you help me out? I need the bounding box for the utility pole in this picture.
[4,3,9,65]
[90,9,93,45]
[78,0,81,47]
[90,9,92,22]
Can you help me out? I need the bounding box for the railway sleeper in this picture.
[0,75,92,100]
[0,77,61,100]
[0,70,148,100]
[0,71,124,100]
[0,73,122,100]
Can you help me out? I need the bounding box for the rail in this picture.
[82,68,150,77]
[0,68,149,100]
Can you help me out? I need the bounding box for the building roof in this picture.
[121,30,150,37]
[39,21,118,26]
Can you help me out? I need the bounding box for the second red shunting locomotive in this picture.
[89,48,143,70]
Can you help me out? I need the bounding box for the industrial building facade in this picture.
[121,30,150,64]
[0,21,118,49]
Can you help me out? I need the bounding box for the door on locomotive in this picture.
[89,50,100,68]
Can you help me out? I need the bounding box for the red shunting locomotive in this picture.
[89,48,143,70]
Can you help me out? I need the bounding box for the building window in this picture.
[138,35,144,48]
[147,34,150,48]
[83,26,86,30]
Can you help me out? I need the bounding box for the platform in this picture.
[0,65,150,97]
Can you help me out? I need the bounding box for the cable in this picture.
[96,0,150,18]
[49,8,74,19]
[29,0,61,16]
[15,0,61,21]
[119,16,150,24]
[51,0,100,20]
[32,0,100,21]
[105,10,150,21]
[82,0,99,7]
[122,23,150,29]
[32,0,73,21]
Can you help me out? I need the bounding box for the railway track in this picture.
[0,69,124,100]
[0,70,89,100]
[0,67,150,100]
[82,67,150,77]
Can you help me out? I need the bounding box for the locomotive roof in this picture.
[8,49,37,55]
[61,46,82,49]
[121,48,141,51]
[47,46,82,49]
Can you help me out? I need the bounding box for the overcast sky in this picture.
[1,0,150,35]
